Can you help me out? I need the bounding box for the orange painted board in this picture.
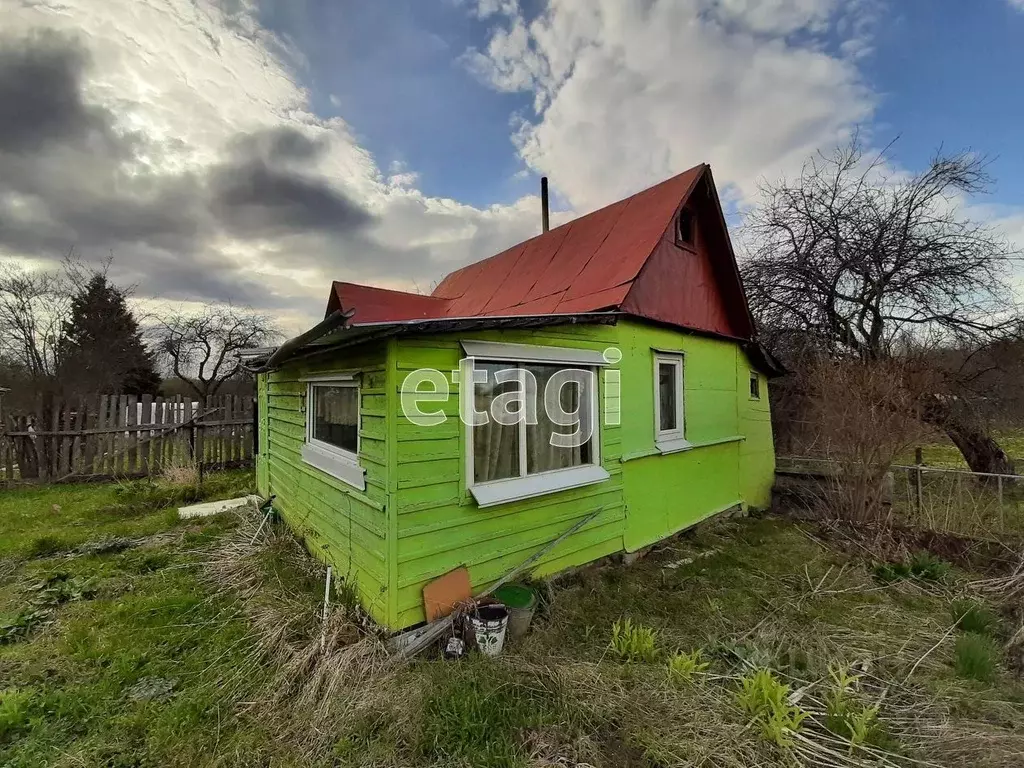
[422,566,472,622]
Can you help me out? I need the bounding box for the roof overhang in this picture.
[242,312,621,372]
[743,341,787,378]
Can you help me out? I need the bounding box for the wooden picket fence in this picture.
[0,394,255,484]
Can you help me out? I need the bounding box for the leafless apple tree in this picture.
[152,306,280,398]
[741,137,1022,475]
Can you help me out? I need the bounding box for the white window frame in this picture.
[300,373,366,491]
[461,340,610,508]
[749,371,761,400]
[653,352,689,454]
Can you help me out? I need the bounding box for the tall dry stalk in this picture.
[806,359,931,523]
[161,458,199,487]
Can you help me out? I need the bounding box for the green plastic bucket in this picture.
[494,584,537,641]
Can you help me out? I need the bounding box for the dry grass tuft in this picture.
[161,460,199,487]
[203,508,404,762]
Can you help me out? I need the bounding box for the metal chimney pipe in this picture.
[540,176,550,233]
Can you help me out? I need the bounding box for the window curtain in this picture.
[473,362,592,483]
[526,365,587,474]
[314,385,358,451]
[473,363,519,483]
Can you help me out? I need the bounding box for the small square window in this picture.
[749,372,761,400]
[302,378,365,490]
[676,209,694,245]
[311,384,359,454]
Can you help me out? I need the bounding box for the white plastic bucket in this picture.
[468,604,509,656]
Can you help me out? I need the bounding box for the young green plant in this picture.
[735,668,807,748]
[667,649,710,684]
[610,618,658,662]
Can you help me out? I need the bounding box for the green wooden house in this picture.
[246,164,782,630]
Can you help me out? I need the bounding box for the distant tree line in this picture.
[0,255,279,414]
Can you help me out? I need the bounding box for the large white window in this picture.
[301,374,366,490]
[653,352,688,453]
[462,341,610,507]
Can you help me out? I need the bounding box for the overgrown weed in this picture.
[951,598,1000,637]
[954,632,1000,682]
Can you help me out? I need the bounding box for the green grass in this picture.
[954,632,1001,682]
[2,478,1023,766]
[873,552,953,584]
[899,428,1024,469]
[952,598,1000,637]
[0,470,254,559]
[416,657,570,767]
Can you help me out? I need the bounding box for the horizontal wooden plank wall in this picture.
[263,344,391,626]
[0,394,254,483]
[391,325,627,629]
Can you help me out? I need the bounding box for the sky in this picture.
[1,0,1023,333]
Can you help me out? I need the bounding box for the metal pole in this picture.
[998,475,1004,531]
[540,176,550,233]
[320,566,332,652]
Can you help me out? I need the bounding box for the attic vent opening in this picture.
[676,209,694,245]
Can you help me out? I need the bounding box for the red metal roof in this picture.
[325,164,755,340]
[326,282,448,323]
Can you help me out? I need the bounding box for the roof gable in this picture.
[621,167,754,339]
[433,165,706,317]
[322,163,755,341]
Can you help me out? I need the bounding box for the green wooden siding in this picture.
[616,320,774,552]
[738,349,775,509]
[259,343,392,626]
[391,325,625,628]
[259,318,776,630]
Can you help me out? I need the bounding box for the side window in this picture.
[749,372,761,400]
[654,352,686,450]
[301,377,365,490]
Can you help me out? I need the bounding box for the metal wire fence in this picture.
[776,455,1024,540]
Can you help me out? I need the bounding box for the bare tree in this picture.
[153,307,280,398]
[0,261,71,382]
[741,137,1021,474]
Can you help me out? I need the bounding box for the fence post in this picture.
[914,447,923,518]
[252,395,258,458]
[195,398,205,484]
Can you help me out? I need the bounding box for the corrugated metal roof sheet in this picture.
[327,282,449,323]
[319,163,756,341]
[434,165,705,316]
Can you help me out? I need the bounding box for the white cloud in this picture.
[463,0,878,212]
[1,0,547,332]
